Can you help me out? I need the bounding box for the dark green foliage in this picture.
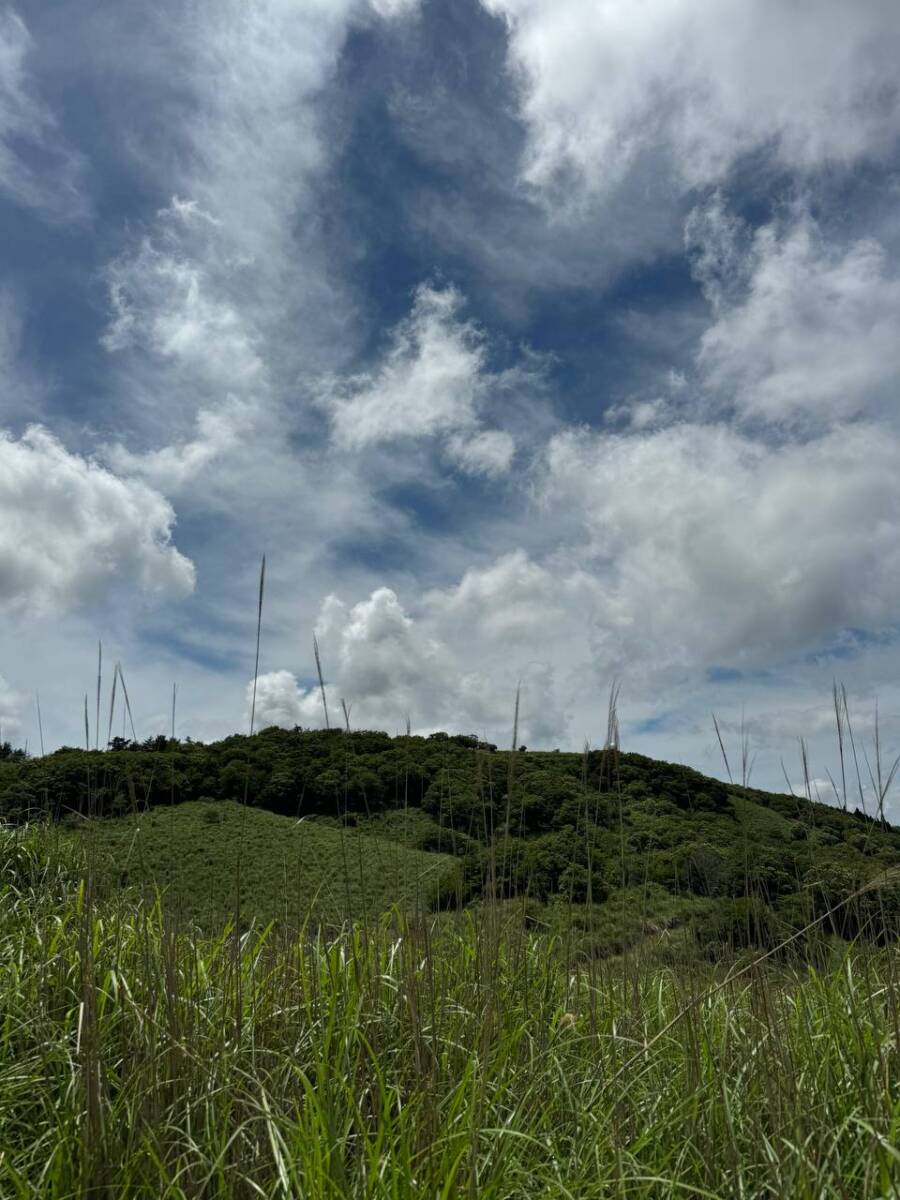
[2,729,899,952]
[693,897,786,956]
[513,828,608,902]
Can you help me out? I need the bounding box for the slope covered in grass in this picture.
[3,826,900,1198]
[3,727,899,950]
[79,800,460,929]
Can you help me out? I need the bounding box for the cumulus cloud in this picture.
[321,284,519,474]
[253,566,597,745]
[690,203,900,426]
[540,422,900,671]
[250,405,900,751]
[325,285,485,445]
[317,586,442,704]
[0,426,195,618]
[482,0,900,201]
[249,670,323,731]
[248,584,443,734]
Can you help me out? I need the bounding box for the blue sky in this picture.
[3,0,900,810]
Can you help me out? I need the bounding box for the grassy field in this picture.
[76,800,460,928]
[3,724,900,1198]
[3,823,900,1198]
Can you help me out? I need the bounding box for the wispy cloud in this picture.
[0,8,87,218]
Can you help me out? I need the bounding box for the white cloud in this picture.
[106,396,257,493]
[691,204,900,426]
[325,284,488,447]
[426,549,598,648]
[0,8,86,218]
[540,421,900,672]
[0,425,195,618]
[103,207,264,391]
[317,587,442,703]
[249,670,322,731]
[482,0,900,202]
[322,284,522,475]
[254,564,596,744]
[250,583,445,735]
[100,197,278,491]
[445,429,516,477]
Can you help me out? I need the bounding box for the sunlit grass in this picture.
[73,799,460,930]
[2,824,899,1199]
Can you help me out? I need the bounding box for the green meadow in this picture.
[1,728,899,1197]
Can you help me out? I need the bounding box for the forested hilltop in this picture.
[2,726,898,950]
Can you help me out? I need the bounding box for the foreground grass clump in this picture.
[76,800,460,928]
[3,827,900,1199]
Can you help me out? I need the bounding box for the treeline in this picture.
[0,726,731,826]
[0,728,498,821]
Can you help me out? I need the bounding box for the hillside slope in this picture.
[78,800,459,928]
[3,727,899,947]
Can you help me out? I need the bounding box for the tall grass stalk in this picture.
[314,634,330,731]
[95,641,102,753]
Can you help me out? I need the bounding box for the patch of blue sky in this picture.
[137,627,241,676]
[706,667,744,684]
[805,627,900,665]
[631,714,674,736]
[326,530,428,577]
[329,9,529,338]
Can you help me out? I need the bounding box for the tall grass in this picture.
[3,616,899,1199]
[2,821,899,1199]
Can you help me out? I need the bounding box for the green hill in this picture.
[4,730,900,1196]
[2,726,899,949]
[77,800,459,929]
